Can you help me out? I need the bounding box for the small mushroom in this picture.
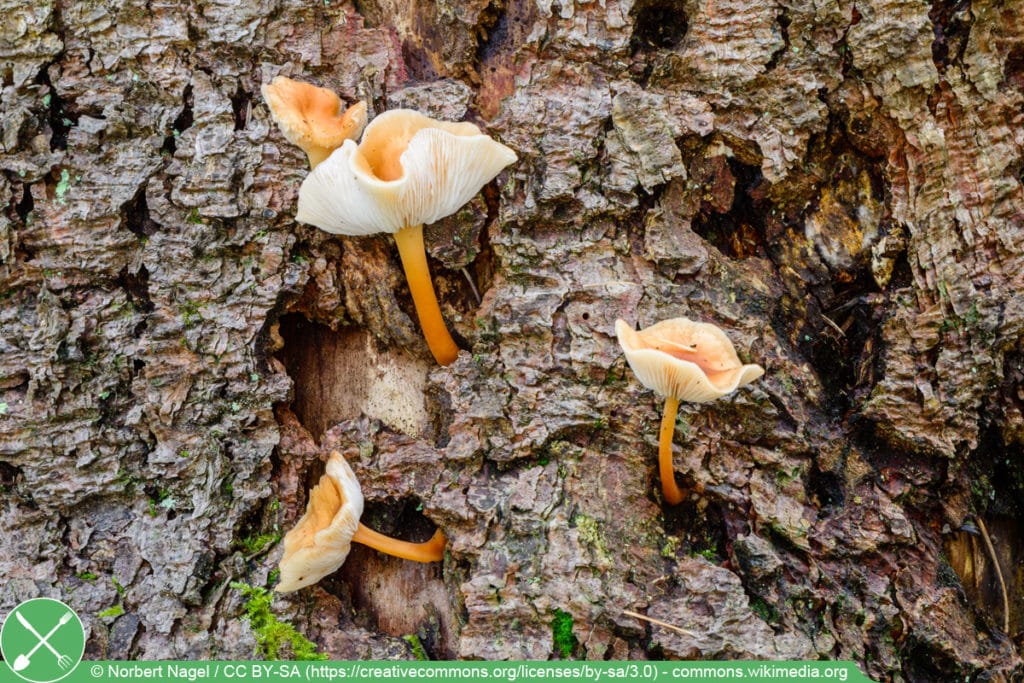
[276,451,446,593]
[261,76,368,169]
[615,318,764,505]
[295,109,517,365]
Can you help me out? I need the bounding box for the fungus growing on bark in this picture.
[261,76,367,169]
[295,109,517,365]
[276,451,446,593]
[615,318,764,505]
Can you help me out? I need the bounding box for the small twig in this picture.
[977,517,1010,634]
[622,609,700,638]
[461,267,481,305]
[829,295,869,314]
[820,314,845,337]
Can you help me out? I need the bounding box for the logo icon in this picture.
[1,598,85,683]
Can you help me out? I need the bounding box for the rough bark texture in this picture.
[1,0,1023,679]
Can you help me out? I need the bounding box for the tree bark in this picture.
[0,0,1022,679]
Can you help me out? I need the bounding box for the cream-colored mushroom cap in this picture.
[295,109,518,235]
[615,318,764,403]
[261,76,367,156]
[276,452,365,593]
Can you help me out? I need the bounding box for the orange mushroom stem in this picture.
[352,523,447,563]
[658,396,685,505]
[393,224,459,366]
[615,318,764,507]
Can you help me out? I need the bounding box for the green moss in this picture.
[675,413,691,437]
[230,582,327,661]
[750,597,777,624]
[601,365,625,387]
[76,572,98,581]
[146,489,172,517]
[114,471,139,493]
[693,548,717,561]
[403,634,429,661]
[940,302,986,338]
[551,609,577,659]
[775,465,802,484]
[98,604,125,619]
[963,302,980,326]
[239,532,281,555]
[661,535,681,558]
[180,301,201,328]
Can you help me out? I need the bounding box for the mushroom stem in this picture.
[352,523,446,563]
[393,224,460,365]
[659,396,685,505]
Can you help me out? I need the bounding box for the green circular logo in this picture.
[1,598,85,683]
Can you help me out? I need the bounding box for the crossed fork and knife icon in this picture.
[10,610,75,672]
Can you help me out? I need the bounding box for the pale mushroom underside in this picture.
[276,452,365,593]
[296,114,517,236]
[616,318,765,402]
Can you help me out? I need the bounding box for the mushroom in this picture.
[615,318,764,505]
[276,451,446,593]
[295,109,517,365]
[261,76,368,169]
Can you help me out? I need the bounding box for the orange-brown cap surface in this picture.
[615,318,764,403]
[261,76,367,167]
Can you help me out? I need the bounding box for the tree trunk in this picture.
[1,0,1022,679]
